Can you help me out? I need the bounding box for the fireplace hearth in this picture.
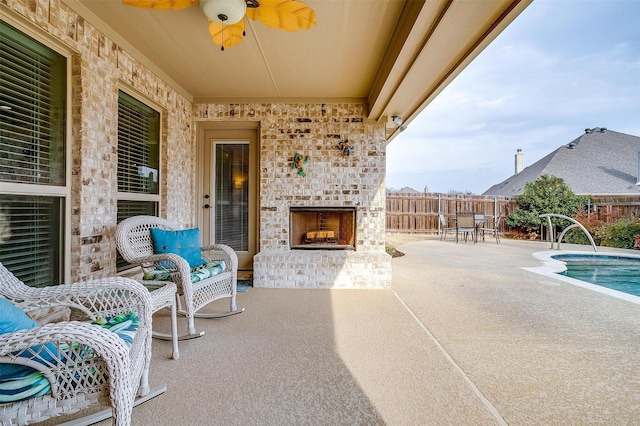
[289,207,356,250]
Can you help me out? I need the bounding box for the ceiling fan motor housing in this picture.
[200,0,247,24]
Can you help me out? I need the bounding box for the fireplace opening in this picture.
[290,207,356,250]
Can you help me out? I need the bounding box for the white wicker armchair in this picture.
[115,215,243,343]
[0,262,161,426]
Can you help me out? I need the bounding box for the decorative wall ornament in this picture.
[292,153,309,177]
[337,139,352,156]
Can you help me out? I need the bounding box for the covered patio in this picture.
[1,0,532,289]
[6,1,638,424]
[52,238,640,425]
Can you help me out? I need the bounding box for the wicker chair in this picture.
[115,216,243,343]
[0,262,161,426]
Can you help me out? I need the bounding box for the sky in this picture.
[386,0,640,195]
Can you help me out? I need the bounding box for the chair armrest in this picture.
[1,320,131,367]
[200,244,238,274]
[126,253,193,291]
[126,253,191,273]
[12,278,152,328]
[0,321,134,405]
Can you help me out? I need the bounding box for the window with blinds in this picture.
[116,91,160,271]
[0,21,66,186]
[0,21,67,287]
[0,196,62,287]
[117,91,160,195]
[214,143,249,252]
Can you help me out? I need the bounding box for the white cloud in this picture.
[387,0,640,194]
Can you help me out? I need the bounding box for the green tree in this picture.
[506,175,590,237]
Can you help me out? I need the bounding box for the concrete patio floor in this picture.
[91,237,639,425]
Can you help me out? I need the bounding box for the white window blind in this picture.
[214,143,249,251]
[0,21,66,186]
[117,91,159,195]
[116,91,160,271]
[0,196,62,287]
[0,21,67,287]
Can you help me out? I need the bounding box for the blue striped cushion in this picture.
[0,370,51,402]
[0,313,139,404]
[143,261,226,283]
[92,312,139,348]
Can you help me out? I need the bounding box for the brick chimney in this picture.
[515,149,524,174]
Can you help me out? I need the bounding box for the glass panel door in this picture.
[214,143,249,252]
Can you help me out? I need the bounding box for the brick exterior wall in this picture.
[5,0,195,282]
[195,103,391,289]
[4,0,391,288]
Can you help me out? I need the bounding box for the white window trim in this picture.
[116,84,163,208]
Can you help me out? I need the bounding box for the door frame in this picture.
[196,121,259,271]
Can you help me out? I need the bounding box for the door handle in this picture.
[204,204,210,209]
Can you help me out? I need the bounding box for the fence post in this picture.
[437,193,441,235]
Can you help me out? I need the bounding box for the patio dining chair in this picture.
[0,262,163,426]
[455,212,477,243]
[474,214,485,229]
[479,216,501,243]
[115,216,243,348]
[438,213,456,241]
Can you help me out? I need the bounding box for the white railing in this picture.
[539,213,597,252]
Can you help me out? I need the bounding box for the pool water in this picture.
[553,254,640,297]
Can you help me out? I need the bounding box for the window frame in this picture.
[0,16,73,284]
[116,86,163,272]
[116,86,162,205]
[212,141,250,252]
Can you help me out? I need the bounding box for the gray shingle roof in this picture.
[396,186,421,194]
[483,128,640,196]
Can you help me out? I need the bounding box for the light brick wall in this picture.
[5,0,194,281]
[195,103,392,289]
[6,0,391,288]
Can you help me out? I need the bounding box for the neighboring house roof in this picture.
[396,186,421,194]
[483,128,640,196]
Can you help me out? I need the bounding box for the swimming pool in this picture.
[527,250,640,305]
[552,254,640,297]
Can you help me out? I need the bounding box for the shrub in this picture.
[564,209,640,250]
[599,219,640,249]
[507,175,591,237]
[564,207,605,245]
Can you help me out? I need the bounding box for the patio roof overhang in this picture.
[66,0,531,142]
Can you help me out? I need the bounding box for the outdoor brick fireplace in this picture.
[289,207,356,250]
[197,102,392,289]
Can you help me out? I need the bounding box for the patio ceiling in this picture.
[67,0,531,141]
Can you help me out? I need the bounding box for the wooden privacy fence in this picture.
[386,193,518,234]
[386,193,639,234]
[590,195,640,221]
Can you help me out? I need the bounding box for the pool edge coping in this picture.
[524,250,640,306]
